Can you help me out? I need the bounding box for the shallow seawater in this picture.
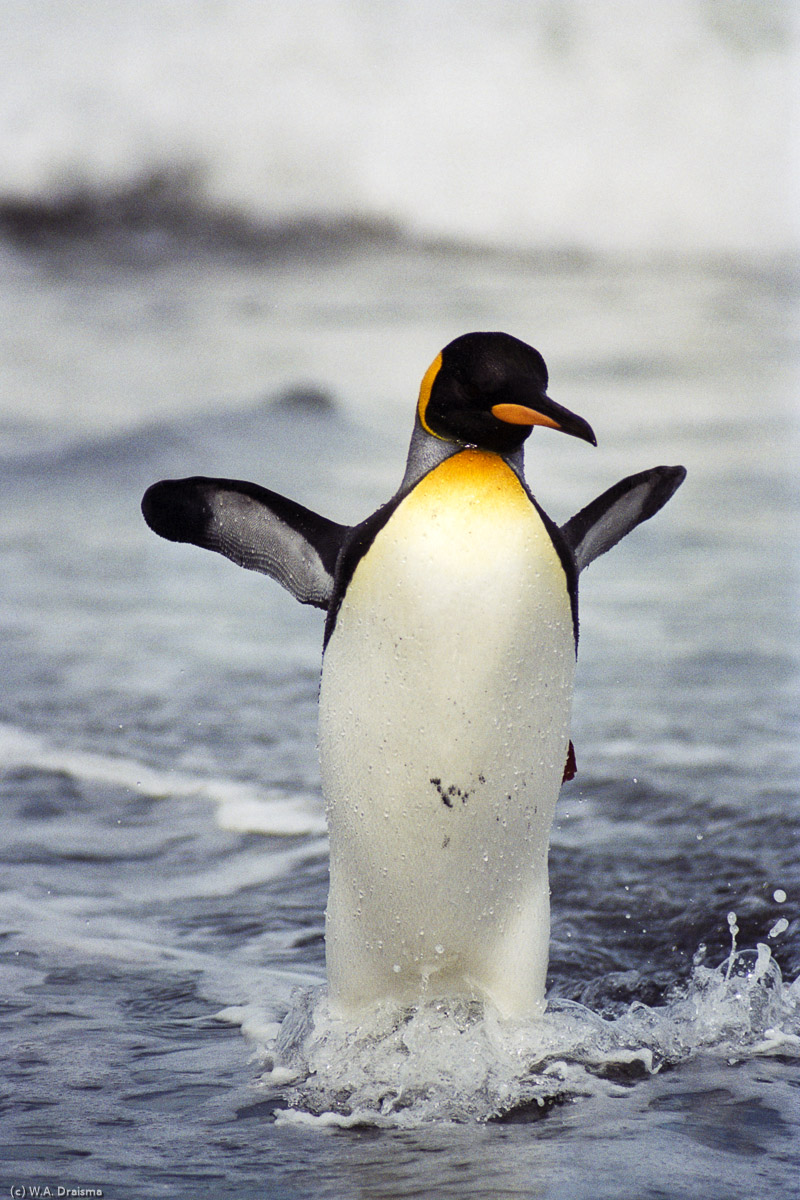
[0,235,798,1198]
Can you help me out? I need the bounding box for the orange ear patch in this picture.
[417,353,443,437]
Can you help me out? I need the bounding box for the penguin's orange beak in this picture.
[491,394,596,445]
[491,403,562,429]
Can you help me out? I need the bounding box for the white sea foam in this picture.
[0,0,794,255]
[0,722,326,837]
[250,941,800,1127]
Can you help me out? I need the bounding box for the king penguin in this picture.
[142,331,685,1020]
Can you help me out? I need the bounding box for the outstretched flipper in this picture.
[561,465,686,574]
[141,476,349,609]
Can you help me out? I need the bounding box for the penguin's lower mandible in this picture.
[142,331,685,1020]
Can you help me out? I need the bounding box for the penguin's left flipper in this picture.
[561,465,686,574]
[141,476,349,609]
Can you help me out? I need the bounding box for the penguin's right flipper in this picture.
[141,476,349,609]
[561,465,686,573]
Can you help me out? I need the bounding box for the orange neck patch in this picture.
[410,448,531,515]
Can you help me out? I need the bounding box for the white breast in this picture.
[318,450,574,1018]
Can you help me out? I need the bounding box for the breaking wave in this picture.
[0,1,794,258]
[0,722,325,838]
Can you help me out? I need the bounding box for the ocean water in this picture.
[1,234,798,1198]
[1,3,799,1198]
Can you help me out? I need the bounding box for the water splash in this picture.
[249,937,800,1127]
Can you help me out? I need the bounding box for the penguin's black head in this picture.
[417,331,596,454]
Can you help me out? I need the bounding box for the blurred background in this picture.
[0,0,796,444]
[1,0,795,253]
[0,1,798,1193]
